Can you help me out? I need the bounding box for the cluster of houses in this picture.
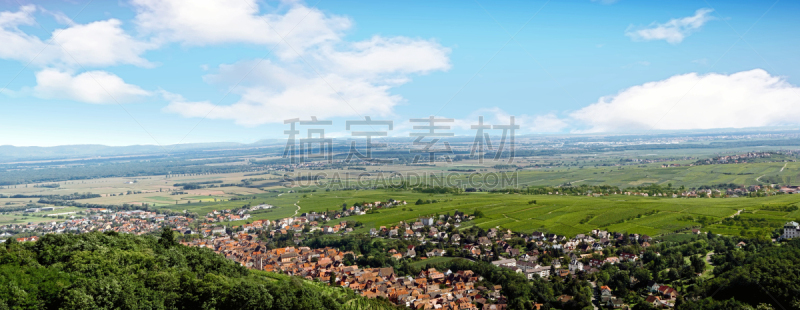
[369,211,470,241]
[202,204,279,223]
[544,187,773,198]
[694,152,773,165]
[181,235,507,310]
[0,208,193,239]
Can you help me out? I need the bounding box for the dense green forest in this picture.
[0,229,400,310]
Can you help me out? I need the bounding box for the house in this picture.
[658,285,678,299]
[421,217,435,226]
[603,257,619,265]
[529,266,550,278]
[568,259,583,274]
[783,221,799,239]
[211,226,226,235]
[645,295,662,307]
[405,245,416,258]
[15,236,39,242]
[427,248,446,257]
[600,286,612,297]
[647,281,661,293]
[491,258,516,268]
[607,297,624,308]
[620,252,637,262]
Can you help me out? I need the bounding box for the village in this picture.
[2,196,798,310]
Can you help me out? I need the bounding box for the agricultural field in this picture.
[281,158,800,190]
[157,188,800,238]
[3,155,800,238]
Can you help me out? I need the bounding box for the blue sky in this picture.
[0,0,798,146]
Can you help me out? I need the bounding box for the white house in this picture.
[783,221,799,239]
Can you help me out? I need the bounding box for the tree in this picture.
[159,226,177,248]
[690,255,706,274]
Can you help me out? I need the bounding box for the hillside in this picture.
[0,229,399,310]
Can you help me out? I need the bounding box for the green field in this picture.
[299,160,800,191]
[161,188,800,238]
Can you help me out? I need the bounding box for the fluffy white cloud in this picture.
[160,1,451,125]
[0,5,155,68]
[132,0,349,57]
[0,5,49,64]
[571,69,800,132]
[34,69,150,104]
[626,8,714,44]
[52,19,156,67]
[162,60,402,126]
[322,36,451,76]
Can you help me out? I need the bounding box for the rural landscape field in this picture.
[3,141,800,240]
[3,0,800,309]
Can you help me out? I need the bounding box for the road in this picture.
[294,201,301,216]
[757,162,788,183]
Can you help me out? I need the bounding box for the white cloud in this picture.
[52,19,156,67]
[0,5,49,64]
[132,0,349,57]
[160,1,451,125]
[322,36,451,76]
[626,8,714,44]
[0,5,155,68]
[34,68,150,104]
[570,69,800,132]
[162,60,402,126]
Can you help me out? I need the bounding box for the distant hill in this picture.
[0,140,285,162]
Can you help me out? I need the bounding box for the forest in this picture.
[0,228,400,310]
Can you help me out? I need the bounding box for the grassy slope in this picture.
[163,189,800,238]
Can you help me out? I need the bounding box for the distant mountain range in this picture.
[3,127,800,163]
[0,140,285,162]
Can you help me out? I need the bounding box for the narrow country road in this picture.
[294,201,301,216]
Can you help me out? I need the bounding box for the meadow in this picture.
[158,188,800,238]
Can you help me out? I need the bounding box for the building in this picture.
[783,221,799,239]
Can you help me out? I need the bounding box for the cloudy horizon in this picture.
[1,0,798,146]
